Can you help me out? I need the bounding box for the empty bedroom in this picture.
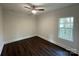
[0,3,79,56]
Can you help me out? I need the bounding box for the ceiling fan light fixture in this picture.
[32,10,37,14]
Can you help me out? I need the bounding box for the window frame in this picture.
[58,17,74,42]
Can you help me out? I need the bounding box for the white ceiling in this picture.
[0,3,75,14]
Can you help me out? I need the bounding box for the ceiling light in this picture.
[32,10,37,14]
[32,3,44,6]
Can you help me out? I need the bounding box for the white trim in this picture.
[0,43,4,55]
[5,35,36,44]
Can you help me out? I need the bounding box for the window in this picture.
[58,17,74,42]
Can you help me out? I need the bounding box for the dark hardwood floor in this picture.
[1,36,78,56]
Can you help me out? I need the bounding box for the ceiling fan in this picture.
[24,3,45,14]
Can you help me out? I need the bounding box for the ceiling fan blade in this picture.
[36,9,45,11]
[24,6,31,9]
[26,3,35,8]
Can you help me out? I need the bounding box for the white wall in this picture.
[3,10,36,44]
[38,5,79,54]
[0,6,4,54]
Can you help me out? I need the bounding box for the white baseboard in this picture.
[5,35,36,44]
[0,43,4,55]
[38,35,79,55]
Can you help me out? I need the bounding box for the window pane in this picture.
[60,24,64,28]
[71,17,74,23]
[65,29,71,39]
[71,24,73,28]
[59,29,66,39]
[65,24,71,28]
[59,18,65,23]
[66,17,71,23]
